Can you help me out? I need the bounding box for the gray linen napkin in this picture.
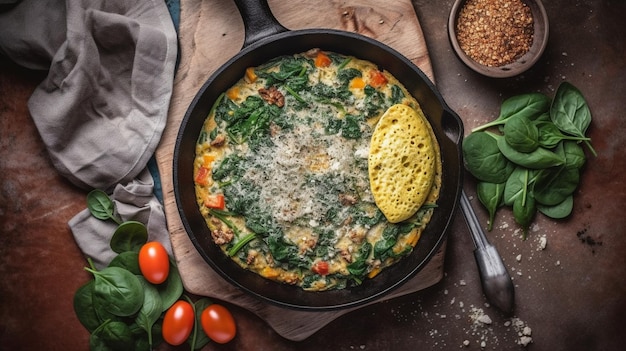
[68,169,172,269]
[0,0,178,266]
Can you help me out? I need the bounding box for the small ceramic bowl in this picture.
[448,0,549,78]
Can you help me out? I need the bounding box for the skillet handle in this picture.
[234,0,288,48]
[441,106,464,146]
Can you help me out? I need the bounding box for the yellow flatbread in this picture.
[369,104,436,223]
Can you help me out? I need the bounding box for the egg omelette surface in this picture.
[194,49,442,291]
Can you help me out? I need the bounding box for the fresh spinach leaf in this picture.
[472,93,551,132]
[536,121,590,149]
[550,82,597,156]
[476,182,505,231]
[533,166,579,206]
[135,277,163,348]
[90,320,134,351]
[560,140,586,169]
[495,132,565,169]
[462,131,514,183]
[513,193,536,239]
[157,258,184,312]
[110,221,148,254]
[188,298,213,350]
[464,85,594,238]
[86,266,145,317]
[503,114,540,152]
[87,190,121,225]
[108,251,141,275]
[537,195,574,219]
[73,280,102,333]
[503,167,536,206]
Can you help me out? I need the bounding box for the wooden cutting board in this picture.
[155,0,443,341]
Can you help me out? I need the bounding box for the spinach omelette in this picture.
[193,49,441,291]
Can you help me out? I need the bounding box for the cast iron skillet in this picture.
[174,0,464,311]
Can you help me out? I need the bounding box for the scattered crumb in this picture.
[520,336,533,346]
[538,235,548,250]
[470,307,492,326]
[511,317,533,346]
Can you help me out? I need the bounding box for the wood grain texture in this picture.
[155,0,440,341]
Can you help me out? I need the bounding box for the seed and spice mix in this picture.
[456,0,534,67]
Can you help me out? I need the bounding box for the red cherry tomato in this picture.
[200,304,236,344]
[138,241,170,284]
[162,300,195,346]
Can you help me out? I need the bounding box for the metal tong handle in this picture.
[460,190,515,315]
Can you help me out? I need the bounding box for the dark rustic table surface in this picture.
[1,1,625,350]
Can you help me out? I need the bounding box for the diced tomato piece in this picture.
[204,194,225,210]
[314,52,332,68]
[311,261,329,276]
[195,166,211,186]
[369,69,388,88]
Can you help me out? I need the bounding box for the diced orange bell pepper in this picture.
[314,51,332,68]
[367,267,381,278]
[369,69,388,88]
[349,76,365,89]
[204,194,225,210]
[202,154,215,168]
[227,86,239,100]
[245,67,257,83]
